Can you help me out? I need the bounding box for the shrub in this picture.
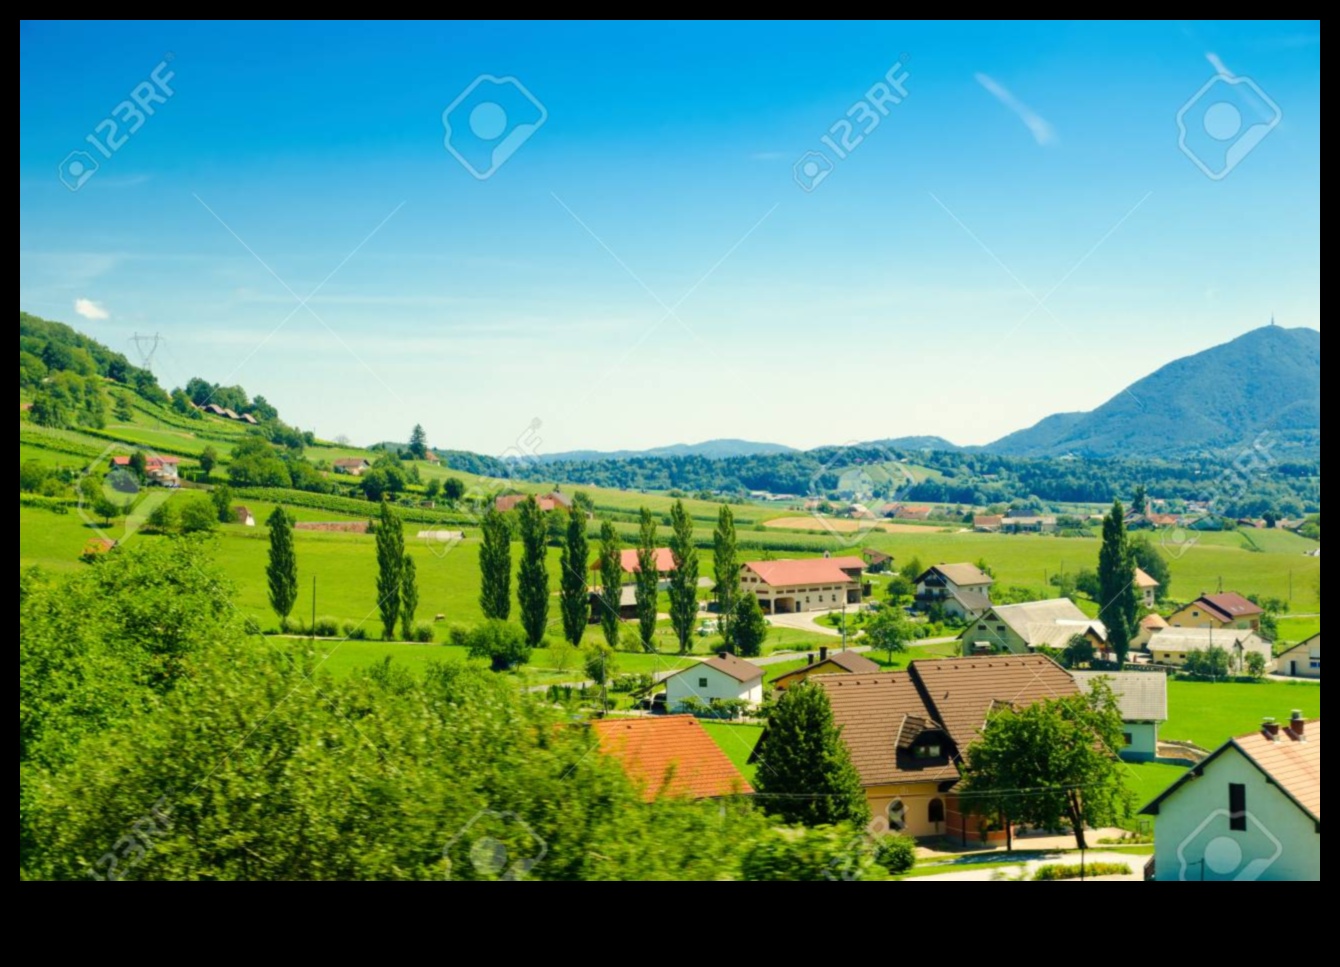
[459,620,532,672]
[1033,861,1131,881]
[872,834,917,875]
[341,621,369,641]
[612,673,654,694]
[412,623,435,643]
[311,616,340,638]
[741,826,888,882]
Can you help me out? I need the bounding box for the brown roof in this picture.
[1134,567,1160,589]
[333,457,370,469]
[591,715,753,801]
[863,548,893,564]
[908,654,1079,752]
[745,558,858,588]
[773,650,881,688]
[973,515,1004,528]
[915,563,994,588]
[812,673,959,784]
[696,653,764,684]
[1144,720,1320,823]
[797,653,1078,790]
[1194,592,1264,622]
[1140,614,1169,630]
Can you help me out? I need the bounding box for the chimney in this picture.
[820,646,829,662]
[1262,717,1281,740]
[1289,710,1306,738]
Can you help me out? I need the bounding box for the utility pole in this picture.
[310,575,317,643]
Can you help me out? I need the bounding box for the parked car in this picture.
[634,693,668,713]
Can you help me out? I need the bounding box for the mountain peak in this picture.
[986,325,1320,459]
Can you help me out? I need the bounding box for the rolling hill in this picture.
[537,439,797,462]
[986,326,1320,459]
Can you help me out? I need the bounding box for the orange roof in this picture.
[605,547,676,574]
[1134,567,1160,589]
[1144,720,1320,823]
[495,494,559,513]
[591,715,753,801]
[1141,614,1169,629]
[745,558,859,587]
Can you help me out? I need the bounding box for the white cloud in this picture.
[975,73,1057,146]
[74,298,109,320]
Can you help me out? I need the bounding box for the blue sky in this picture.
[19,20,1320,454]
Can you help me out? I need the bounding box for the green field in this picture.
[700,722,764,785]
[1163,679,1321,750]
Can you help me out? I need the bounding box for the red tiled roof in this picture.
[745,558,859,587]
[603,547,676,574]
[1195,592,1264,622]
[591,715,753,801]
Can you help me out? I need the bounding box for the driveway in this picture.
[910,850,1144,882]
[766,609,844,637]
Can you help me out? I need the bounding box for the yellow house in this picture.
[1168,592,1263,632]
[754,654,1079,843]
[772,647,880,691]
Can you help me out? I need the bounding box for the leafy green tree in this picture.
[667,500,699,655]
[92,493,121,525]
[113,394,133,422]
[1098,499,1139,665]
[210,484,234,524]
[516,497,550,647]
[885,574,915,604]
[179,499,218,534]
[960,679,1134,851]
[478,508,512,621]
[456,620,532,672]
[753,682,870,828]
[899,556,923,583]
[597,522,623,652]
[1129,536,1171,602]
[375,500,405,640]
[1182,646,1231,680]
[584,643,618,713]
[1062,633,1095,669]
[129,450,148,480]
[1244,650,1267,680]
[1074,568,1102,601]
[400,554,419,641]
[424,479,442,501]
[266,507,298,624]
[408,424,428,460]
[634,508,660,653]
[572,491,595,516]
[741,825,888,882]
[730,592,769,658]
[443,477,466,502]
[864,605,914,663]
[20,460,49,493]
[713,505,740,647]
[1132,484,1148,516]
[559,508,590,647]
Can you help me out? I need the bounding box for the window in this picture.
[914,743,942,759]
[698,678,708,689]
[887,799,907,832]
[978,624,987,631]
[1311,660,1321,670]
[1228,783,1247,831]
[1122,732,1134,747]
[928,799,946,824]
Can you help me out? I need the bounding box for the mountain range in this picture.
[536,439,797,462]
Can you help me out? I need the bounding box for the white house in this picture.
[1275,635,1320,679]
[913,563,994,620]
[1134,567,1161,608]
[741,557,864,614]
[664,653,764,711]
[1142,713,1319,881]
[1145,627,1273,673]
[961,598,1107,656]
[1072,671,1167,760]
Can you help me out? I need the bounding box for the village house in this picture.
[1000,514,1057,534]
[590,715,753,801]
[595,547,677,579]
[862,548,894,573]
[741,556,865,614]
[755,654,1079,842]
[961,598,1107,656]
[586,584,639,622]
[1072,671,1168,760]
[234,506,256,527]
[1275,634,1320,679]
[1168,592,1264,632]
[894,505,932,522]
[1133,613,1170,649]
[1144,627,1273,673]
[913,563,994,620]
[1134,567,1161,608]
[972,514,1004,533]
[110,453,181,486]
[1142,713,1319,881]
[771,646,880,691]
[663,653,764,711]
[493,491,573,513]
[332,457,371,476]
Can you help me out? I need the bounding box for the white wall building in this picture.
[664,653,764,711]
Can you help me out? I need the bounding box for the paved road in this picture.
[767,610,845,637]
[910,850,1143,882]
